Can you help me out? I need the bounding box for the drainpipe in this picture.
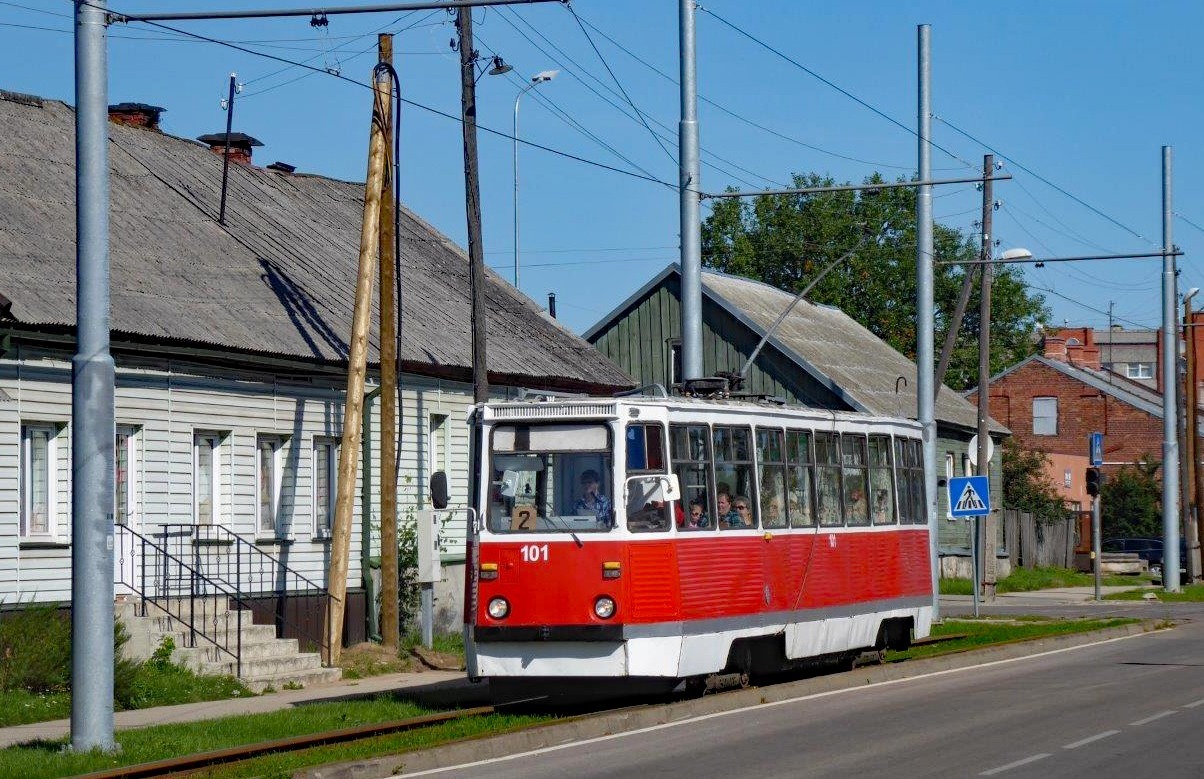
[362,386,382,642]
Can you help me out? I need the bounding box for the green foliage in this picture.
[0,604,137,701]
[1001,439,1069,522]
[1100,457,1162,538]
[701,172,1050,390]
[886,617,1137,662]
[940,565,1151,594]
[1107,583,1204,602]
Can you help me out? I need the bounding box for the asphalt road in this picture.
[400,607,1204,778]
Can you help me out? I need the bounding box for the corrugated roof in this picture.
[0,90,633,393]
[699,270,1003,433]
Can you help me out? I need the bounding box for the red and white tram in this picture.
[462,393,933,696]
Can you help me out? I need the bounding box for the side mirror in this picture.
[430,471,449,510]
[623,473,681,503]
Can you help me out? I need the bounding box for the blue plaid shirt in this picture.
[574,493,613,525]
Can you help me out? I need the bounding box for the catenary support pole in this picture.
[378,34,399,650]
[458,8,489,405]
[72,0,117,753]
[977,154,997,603]
[917,24,939,619]
[327,65,392,662]
[1163,146,1181,592]
[679,0,702,381]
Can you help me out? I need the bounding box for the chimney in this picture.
[548,292,557,319]
[196,131,263,165]
[266,161,296,174]
[1043,335,1067,361]
[108,102,165,130]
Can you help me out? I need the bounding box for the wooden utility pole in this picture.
[377,34,400,650]
[977,153,997,602]
[1185,300,1201,582]
[457,7,489,404]
[935,265,979,391]
[326,63,392,664]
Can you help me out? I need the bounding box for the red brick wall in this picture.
[967,360,1163,475]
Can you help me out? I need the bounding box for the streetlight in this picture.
[513,69,558,290]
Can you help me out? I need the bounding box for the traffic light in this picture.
[1085,467,1102,497]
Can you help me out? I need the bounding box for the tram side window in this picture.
[714,425,757,529]
[671,424,714,531]
[895,438,925,524]
[842,435,870,526]
[786,430,816,527]
[756,428,787,529]
[814,432,843,527]
[868,435,896,525]
[625,423,672,533]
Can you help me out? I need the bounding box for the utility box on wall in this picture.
[415,509,442,584]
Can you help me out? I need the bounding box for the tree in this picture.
[701,172,1051,390]
[1100,458,1162,539]
[1001,439,1068,522]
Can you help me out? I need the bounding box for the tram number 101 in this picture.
[521,544,549,563]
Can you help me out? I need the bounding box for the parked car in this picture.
[1102,537,1188,578]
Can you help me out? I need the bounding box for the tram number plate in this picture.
[510,505,537,531]
[521,544,549,563]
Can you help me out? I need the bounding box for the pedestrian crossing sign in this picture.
[948,475,991,518]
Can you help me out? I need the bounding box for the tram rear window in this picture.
[488,424,614,534]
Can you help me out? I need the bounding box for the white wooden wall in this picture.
[0,341,479,605]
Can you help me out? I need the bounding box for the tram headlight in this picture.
[487,597,510,620]
[594,596,616,620]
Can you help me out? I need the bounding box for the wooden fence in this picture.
[1003,509,1081,570]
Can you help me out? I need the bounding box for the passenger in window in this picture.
[686,498,710,529]
[574,469,614,527]
[762,496,786,529]
[730,496,754,528]
[716,491,739,526]
[872,489,891,523]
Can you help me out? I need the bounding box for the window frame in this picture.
[312,437,338,540]
[786,429,817,528]
[1032,396,1058,436]
[20,422,61,541]
[1126,362,1153,379]
[756,427,788,529]
[625,422,671,533]
[193,431,226,526]
[713,424,758,530]
[115,425,140,528]
[670,423,715,532]
[256,434,288,539]
[841,434,871,527]
[868,434,897,525]
[814,431,843,527]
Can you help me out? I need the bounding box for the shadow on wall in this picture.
[259,257,348,359]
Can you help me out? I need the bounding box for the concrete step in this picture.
[197,651,327,679]
[181,636,302,664]
[239,666,343,694]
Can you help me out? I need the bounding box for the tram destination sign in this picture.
[948,475,991,518]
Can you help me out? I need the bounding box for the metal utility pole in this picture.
[1184,289,1201,582]
[679,0,702,381]
[218,73,237,225]
[377,34,400,651]
[458,7,489,405]
[72,0,116,753]
[1163,146,1181,592]
[327,64,393,662]
[977,154,997,602]
[916,24,939,618]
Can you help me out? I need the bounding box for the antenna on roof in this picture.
[737,228,881,381]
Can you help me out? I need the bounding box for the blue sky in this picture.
[3,0,1202,338]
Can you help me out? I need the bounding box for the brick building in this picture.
[967,337,1169,510]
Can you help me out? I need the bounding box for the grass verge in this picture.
[887,616,1141,661]
[939,566,1152,595]
[1106,583,1204,601]
[0,695,550,779]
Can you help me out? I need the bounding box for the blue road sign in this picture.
[948,475,991,518]
[1089,432,1103,467]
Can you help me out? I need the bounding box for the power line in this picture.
[934,115,1155,247]
[1176,212,1204,236]
[572,11,923,174]
[698,6,977,171]
[99,9,682,192]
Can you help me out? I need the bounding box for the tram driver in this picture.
[575,469,614,528]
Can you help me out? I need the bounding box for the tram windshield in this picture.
[487,423,614,534]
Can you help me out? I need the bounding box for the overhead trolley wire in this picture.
[698,5,978,172]
[91,5,683,193]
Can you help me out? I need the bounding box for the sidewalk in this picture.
[0,669,478,749]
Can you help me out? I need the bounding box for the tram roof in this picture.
[584,264,1007,436]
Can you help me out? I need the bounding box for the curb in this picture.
[297,620,1160,779]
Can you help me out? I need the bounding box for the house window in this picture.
[428,414,449,504]
[313,437,338,538]
[1126,363,1154,379]
[194,432,226,525]
[20,423,59,539]
[1032,397,1058,435]
[257,435,286,536]
[667,339,682,386]
[115,426,139,527]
